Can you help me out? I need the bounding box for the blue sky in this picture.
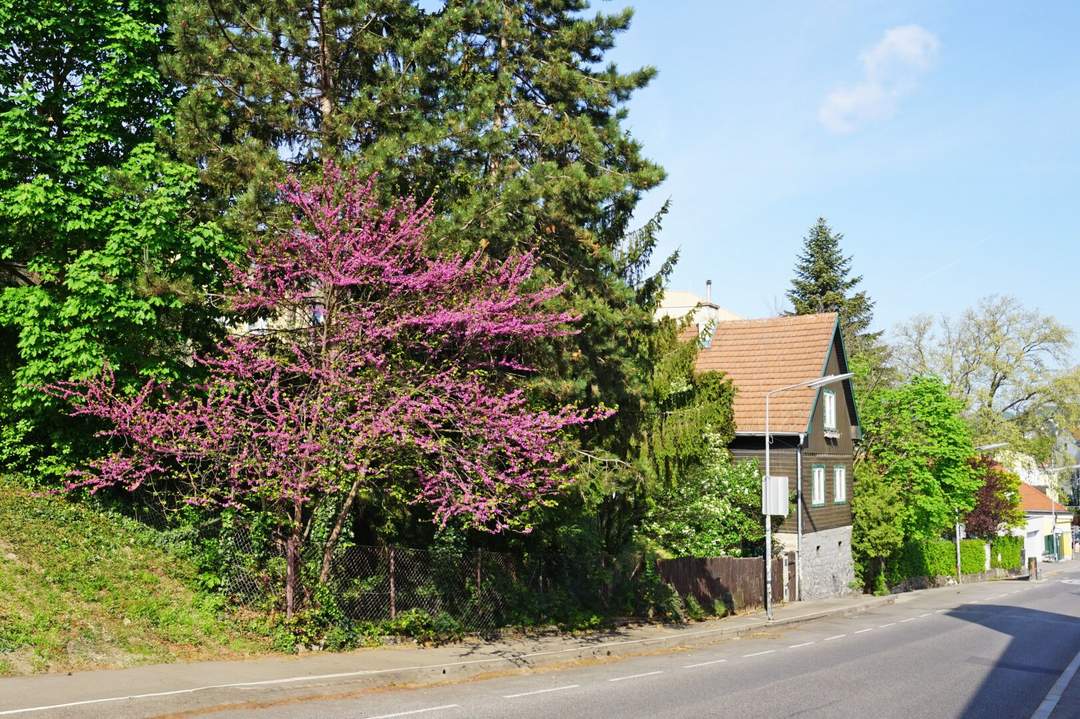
[602,1,1080,337]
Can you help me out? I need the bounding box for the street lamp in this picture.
[764,372,853,621]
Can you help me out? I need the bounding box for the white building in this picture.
[655,283,741,328]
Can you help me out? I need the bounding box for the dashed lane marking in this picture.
[824,634,846,641]
[367,705,461,719]
[683,658,728,669]
[743,650,776,658]
[609,671,663,683]
[854,628,874,634]
[503,685,579,699]
[879,623,896,628]
[789,642,815,648]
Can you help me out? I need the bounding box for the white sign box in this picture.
[761,475,790,516]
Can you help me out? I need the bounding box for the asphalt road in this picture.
[193,565,1080,719]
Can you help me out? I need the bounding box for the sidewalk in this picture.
[0,593,893,717]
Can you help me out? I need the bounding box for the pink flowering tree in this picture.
[52,165,605,616]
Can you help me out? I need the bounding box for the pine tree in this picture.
[786,218,878,346]
[163,1,672,487]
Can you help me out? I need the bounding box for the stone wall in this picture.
[777,525,855,600]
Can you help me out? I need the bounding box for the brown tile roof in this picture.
[1019,482,1069,513]
[695,313,840,434]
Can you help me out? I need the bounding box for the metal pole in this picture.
[954,510,962,584]
[765,392,772,621]
[796,436,803,602]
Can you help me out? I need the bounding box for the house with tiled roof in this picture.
[694,312,859,601]
[1014,482,1073,562]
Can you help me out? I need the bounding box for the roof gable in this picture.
[1019,482,1069,513]
[694,313,845,434]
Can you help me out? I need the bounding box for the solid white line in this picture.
[789,641,815,648]
[854,628,874,634]
[367,705,460,719]
[743,650,775,658]
[879,622,896,628]
[824,634,846,641]
[609,671,663,682]
[503,685,579,699]
[683,658,728,669]
[1030,646,1080,719]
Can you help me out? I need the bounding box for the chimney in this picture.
[705,279,712,303]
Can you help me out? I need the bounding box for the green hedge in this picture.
[887,539,954,586]
[990,536,1023,570]
[959,539,985,575]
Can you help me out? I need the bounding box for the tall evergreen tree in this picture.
[163,1,673,514]
[787,217,891,400]
[787,218,878,346]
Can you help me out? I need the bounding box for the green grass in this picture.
[0,478,272,675]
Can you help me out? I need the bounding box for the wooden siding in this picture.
[727,331,856,534]
[657,553,796,612]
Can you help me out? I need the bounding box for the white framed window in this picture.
[823,389,837,432]
[833,465,847,503]
[812,466,826,506]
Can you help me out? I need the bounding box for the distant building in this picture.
[655,283,741,329]
[1013,482,1073,562]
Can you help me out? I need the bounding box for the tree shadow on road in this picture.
[948,586,1080,719]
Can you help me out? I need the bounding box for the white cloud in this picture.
[819,25,940,134]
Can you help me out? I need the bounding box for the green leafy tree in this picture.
[858,376,981,540]
[851,462,905,591]
[640,446,762,558]
[894,295,1080,462]
[0,0,235,475]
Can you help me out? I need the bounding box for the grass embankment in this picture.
[0,478,272,675]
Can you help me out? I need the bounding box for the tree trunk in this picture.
[285,499,304,618]
[318,467,367,586]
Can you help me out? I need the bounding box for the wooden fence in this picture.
[656,552,796,614]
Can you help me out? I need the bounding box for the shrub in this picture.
[712,599,729,618]
[991,536,1023,570]
[959,539,985,575]
[683,594,706,622]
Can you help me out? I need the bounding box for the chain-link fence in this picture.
[213,526,636,633]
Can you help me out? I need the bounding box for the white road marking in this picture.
[743,650,776,658]
[935,609,947,613]
[854,628,874,634]
[900,617,917,623]
[1030,645,1080,719]
[879,622,896,628]
[789,641,815,648]
[367,705,461,719]
[609,671,663,682]
[919,612,932,618]
[824,634,846,641]
[503,685,579,699]
[683,658,728,669]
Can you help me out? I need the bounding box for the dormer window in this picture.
[823,388,837,433]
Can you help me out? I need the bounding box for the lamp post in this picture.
[764,372,853,621]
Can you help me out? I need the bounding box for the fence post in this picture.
[389,546,397,620]
[782,553,789,602]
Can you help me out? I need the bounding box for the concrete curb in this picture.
[158,597,899,715]
[0,596,897,717]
